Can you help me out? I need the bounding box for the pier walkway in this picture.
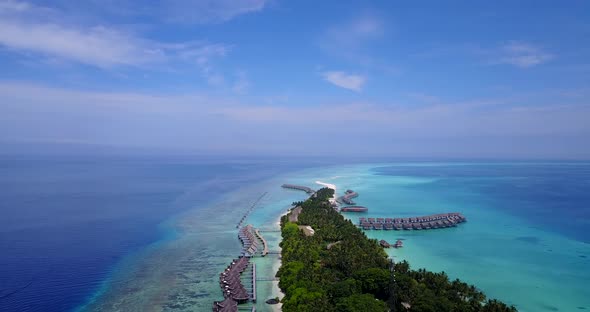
[281,184,315,194]
[257,229,280,233]
[237,192,267,229]
[251,263,256,303]
[337,189,358,205]
[213,225,260,311]
[254,229,268,257]
[256,277,279,281]
[359,213,466,230]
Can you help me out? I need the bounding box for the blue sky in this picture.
[1,0,589,158]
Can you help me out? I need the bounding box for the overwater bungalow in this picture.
[340,206,368,212]
[379,240,391,248]
[393,240,403,248]
[213,297,238,312]
[357,212,466,231]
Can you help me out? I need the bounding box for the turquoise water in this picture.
[76,162,589,312]
[0,156,316,312]
[305,163,590,312]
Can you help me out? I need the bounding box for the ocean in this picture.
[0,157,588,311]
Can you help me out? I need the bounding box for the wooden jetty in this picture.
[281,184,315,194]
[251,263,256,303]
[256,277,279,281]
[213,226,261,311]
[254,229,268,256]
[340,205,368,212]
[213,257,251,311]
[359,213,466,231]
[337,189,358,205]
[238,225,258,257]
[236,192,268,229]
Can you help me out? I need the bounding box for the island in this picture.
[277,187,517,312]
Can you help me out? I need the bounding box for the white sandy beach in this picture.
[315,180,337,204]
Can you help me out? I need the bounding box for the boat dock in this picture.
[359,213,466,230]
[281,184,315,194]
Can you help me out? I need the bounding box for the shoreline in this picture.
[77,163,590,312]
[269,213,285,311]
[315,180,337,205]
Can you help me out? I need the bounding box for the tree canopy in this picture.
[277,187,517,312]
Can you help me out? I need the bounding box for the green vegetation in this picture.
[277,187,518,312]
[392,261,517,312]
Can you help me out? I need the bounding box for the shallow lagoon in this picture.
[82,162,590,312]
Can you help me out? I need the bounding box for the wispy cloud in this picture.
[0,21,158,68]
[0,0,29,12]
[0,1,230,69]
[321,13,383,51]
[492,41,553,68]
[161,0,268,24]
[321,71,366,92]
[232,71,250,94]
[2,82,589,157]
[318,13,400,76]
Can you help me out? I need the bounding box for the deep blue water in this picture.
[373,162,590,243]
[0,155,312,312]
[2,158,589,311]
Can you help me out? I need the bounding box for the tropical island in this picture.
[277,187,517,312]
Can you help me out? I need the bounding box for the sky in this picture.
[1,0,589,158]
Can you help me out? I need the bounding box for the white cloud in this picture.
[180,43,231,85]
[321,71,366,92]
[162,0,267,24]
[0,21,156,68]
[1,82,589,157]
[232,71,250,94]
[322,14,383,50]
[0,0,29,12]
[0,1,230,69]
[494,41,553,68]
[318,13,399,75]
